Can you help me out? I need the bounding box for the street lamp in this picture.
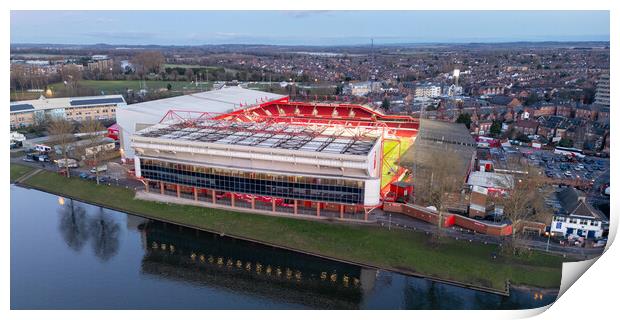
[546,231,554,252]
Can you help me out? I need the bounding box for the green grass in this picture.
[18,165,565,292]
[10,163,35,182]
[164,64,206,69]
[47,80,204,94]
[381,138,413,188]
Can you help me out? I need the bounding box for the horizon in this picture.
[10,11,610,46]
[10,40,612,48]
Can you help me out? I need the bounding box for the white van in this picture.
[34,144,52,153]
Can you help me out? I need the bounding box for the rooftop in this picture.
[467,171,515,190]
[10,95,126,113]
[556,187,606,220]
[121,86,285,118]
[135,119,379,156]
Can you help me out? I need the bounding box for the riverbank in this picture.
[11,163,565,294]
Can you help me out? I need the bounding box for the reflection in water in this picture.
[139,220,371,309]
[58,199,90,252]
[90,207,121,262]
[57,199,121,261]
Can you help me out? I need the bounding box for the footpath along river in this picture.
[10,185,557,309]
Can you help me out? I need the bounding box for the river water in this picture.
[10,185,557,309]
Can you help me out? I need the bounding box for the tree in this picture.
[524,93,540,106]
[60,64,83,95]
[185,68,194,82]
[47,118,75,178]
[558,137,574,148]
[495,163,553,255]
[381,98,391,111]
[80,119,106,185]
[131,51,165,79]
[490,120,502,137]
[411,150,464,241]
[456,113,472,129]
[335,84,344,95]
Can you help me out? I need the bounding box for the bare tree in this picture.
[185,68,194,82]
[11,65,30,99]
[33,112,49,131]
[80,119,106,185]
[131,51,165,79]
[411,150,464,238]
[48,118,75,178]
[495,163,553,254]
[60,64,83,95]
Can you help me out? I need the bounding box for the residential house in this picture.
[550,187,607,239]
[513,119,539,136]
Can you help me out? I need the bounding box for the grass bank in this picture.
[10,163,35,183]
[15,165,565,292]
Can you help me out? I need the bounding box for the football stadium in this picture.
[127,88,418,221]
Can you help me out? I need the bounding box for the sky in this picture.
[10,11,610,46]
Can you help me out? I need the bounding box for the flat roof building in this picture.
[117,86,285,158]
[10,95,126,128]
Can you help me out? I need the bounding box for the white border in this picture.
[3,1,617,319]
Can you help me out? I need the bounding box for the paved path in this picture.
[14,168,42,184]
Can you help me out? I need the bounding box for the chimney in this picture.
[578,195,587,203]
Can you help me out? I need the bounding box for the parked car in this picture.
[90,164,108,173]
[55,158,78,168]
[593,239,607,248]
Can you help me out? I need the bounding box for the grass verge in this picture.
[10,163,35,183]
[16,165,565,292]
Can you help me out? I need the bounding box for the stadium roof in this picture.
[416,119,476,147]
[408,119,476,170]
[135,119,378,156]
[121,86,285,118]
[10,95,126,113]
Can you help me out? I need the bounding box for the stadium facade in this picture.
[126,88,418,221]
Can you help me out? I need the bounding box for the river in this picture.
[10,185,557,309]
